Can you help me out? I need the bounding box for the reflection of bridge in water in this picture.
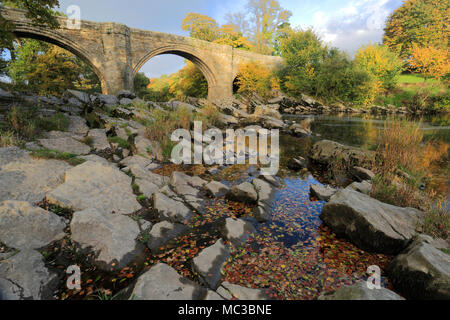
[2,7,283,101]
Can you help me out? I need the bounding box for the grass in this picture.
[108,136,130,149]
[30,148,86,166]
[369,120,449,239]
[6,105,69,140]
[0,130,24,148]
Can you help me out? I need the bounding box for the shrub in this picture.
[354,43,403,90]
[194,104,221,128]
[0,130,24,147]
[235,61,273,98]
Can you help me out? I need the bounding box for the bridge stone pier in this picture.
[1,7,283,101]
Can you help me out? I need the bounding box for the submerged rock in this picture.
[70,208,143,271]
[47,161,141,215]
[221,217,256,248]
[319,281,404,300]
[192,239,230,290]
[146,221,187,251]
[321,188,422,254]
[131,263,205,300]
[387,236,450,300]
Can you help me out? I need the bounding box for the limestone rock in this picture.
[47,161,141,215]
[38,137,91,155]
[66,115,89,136]
[310,184,337,201]
[205,181,229,198]
[152,192,194,224]
[387,236,450,300]
[310,140,374,167]
[147,221,187,251]
[346,180,372,195]
[226,182,258,204]
[87,129,110,152]
[70,208,142,271]
[192,239,230,290]
[131,263,205,300]
[221,218,256,248]
[321,188,422,254]
[0,201,66,250]
[350,166,375,182]
[218,282,268,300]
[319,281,404,300]
[134,135,163,161]
[0,249,59,300]
[0,147,71,203]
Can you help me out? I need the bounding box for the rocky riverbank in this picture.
[0,89,448,300]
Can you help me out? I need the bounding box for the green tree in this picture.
[134,72,150,98]
[383,0,449,59]
[174,61,208,98]
[354,43,403,90]
[7,39,100,96]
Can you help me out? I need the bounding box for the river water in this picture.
[222,113,449,299]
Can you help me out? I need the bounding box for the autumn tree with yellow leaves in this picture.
[408,44,450,81]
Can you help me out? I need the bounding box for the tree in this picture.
[174,61,208,98]
[409,44,450,80]
[245,0,292,54]
[181,12,219,42]
[383,0,448,59]
[7,39,100,96]
[354,43,403,90]
[224,11,251,38]
[235,61,273,98]
[213,24,252,51]
[134,72,150,98]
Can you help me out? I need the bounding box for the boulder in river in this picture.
[310,184,337,201]
[387,235,450,300]
[320,188,422,254]
[221,217,256,248]
[226,182,258,204]
[310,140,374,167]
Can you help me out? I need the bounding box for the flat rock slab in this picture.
[310,140,374,166]
[221,218,256,248]
[0,147,71,203]
[205,181,229,198]
[192,239,230,290]
[346,180,372,195]
[38,137,91,155]
[310,184,337,201]
[47,161,141,215]
[147,221,187,251]
[350,166,375,182]
[70,208,142,271]
[319,281,404,300]
[131,263,205,300]
[0,201,66,250]
[387,236,450,300]
[152,192,194,224]
[87,129,110,152]
[0,249,59,300]
[217,282,268,300]
[321,189,422,254]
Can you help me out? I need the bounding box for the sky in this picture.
[54,0,404,78]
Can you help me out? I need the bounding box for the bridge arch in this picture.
[11,27,107,93]
[133,45,218,94]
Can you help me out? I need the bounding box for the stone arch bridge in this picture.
[2,7,283,101]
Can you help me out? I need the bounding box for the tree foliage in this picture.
[245,0,292,55]
[383,0,449,59]
[354,43,403,90]
[181,13,219,42]
[408,44,450,80]
[7,39,100,96]
[235,61,273,98]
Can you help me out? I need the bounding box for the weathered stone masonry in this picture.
[1,7,283,101]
